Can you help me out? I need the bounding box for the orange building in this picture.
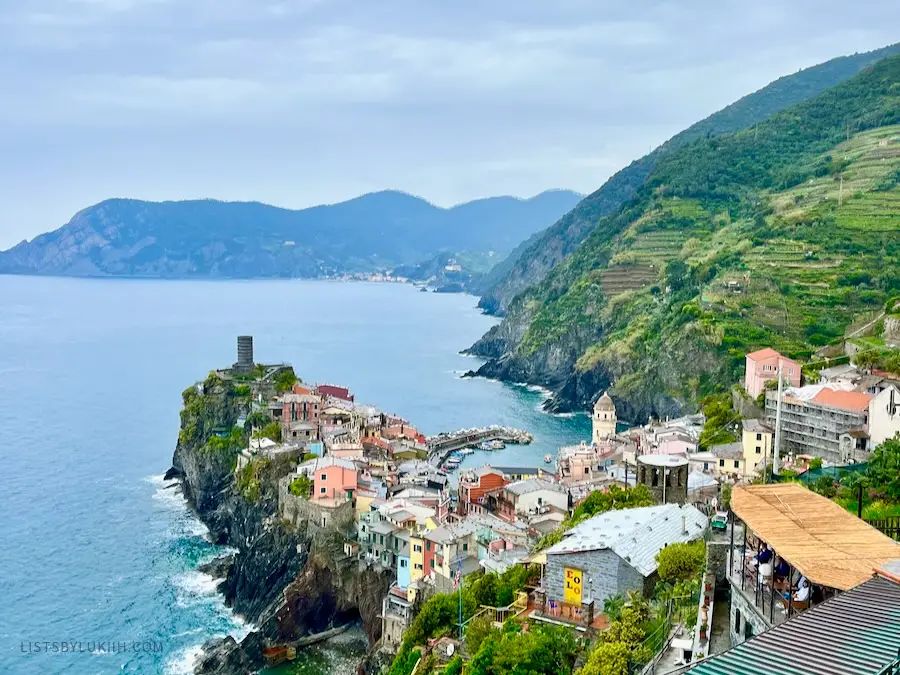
[459,467,508,514]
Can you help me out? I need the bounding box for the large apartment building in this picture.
[765,385,871,463]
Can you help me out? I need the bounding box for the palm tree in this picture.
[603,594,625,622]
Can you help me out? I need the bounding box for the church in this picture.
[592,391,617,444]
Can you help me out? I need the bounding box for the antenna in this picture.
[773,359,784,476]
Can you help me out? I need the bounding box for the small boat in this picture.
[459,448,475,456]
[483,440,505,450]
[544,454,553,464]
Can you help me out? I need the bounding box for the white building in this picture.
[501,479,568,517]
[869,385,900,448]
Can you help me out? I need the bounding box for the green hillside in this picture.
[470,54,900,420]
[476,42,900,315]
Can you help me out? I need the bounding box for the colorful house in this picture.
[296,456,358,503]
[459,466,508,514]
[744,348,801,398]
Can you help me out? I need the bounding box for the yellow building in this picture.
[592,392,617,443]
[741,419,774,478]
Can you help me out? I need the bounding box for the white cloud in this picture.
[0,0,898,246]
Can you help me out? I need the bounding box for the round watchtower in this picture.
[637,454,688,505]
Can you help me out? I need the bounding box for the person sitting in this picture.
[773,559,790,590]
[774,559,789,581]
[756,544,773,565]
[780,580,810,613]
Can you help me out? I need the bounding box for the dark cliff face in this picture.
[166,381,392,675]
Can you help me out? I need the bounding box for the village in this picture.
[221,336,900,674]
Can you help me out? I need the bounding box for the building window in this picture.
[463,543,468,552]
[744,622,754,640]
[426,541,431,551]
[703,463,709,470]
[734,609,741,633]
[756,446,761,454]
[719,459,725,467]
[414,544,422,553]
[734,460,740,469]
[321,474,327,481]
[415,564,423,570]
[400,559,407,568]
[320,487,326,494]
[756,433,762,441]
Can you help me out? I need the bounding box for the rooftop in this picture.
[687,574,900,675]
[638,453,688,468]
[810,387,873,413]
[505,478,565,496]
[741,418,772,433]
[732,483,900,591]
[709,441,744,460]
[545,503,708,577]
[746,347,785,361]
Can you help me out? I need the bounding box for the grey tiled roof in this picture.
[545,504,708,577]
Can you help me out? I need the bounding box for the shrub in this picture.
[289,475,311,498]
[656,540,706,584]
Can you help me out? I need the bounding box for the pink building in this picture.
[744,348,801,398]
[298,456,358,503]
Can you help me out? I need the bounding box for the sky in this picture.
[1,1,898,248]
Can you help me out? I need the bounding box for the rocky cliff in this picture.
[165,374,392,675]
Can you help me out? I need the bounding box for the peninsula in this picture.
[167,335,900,675]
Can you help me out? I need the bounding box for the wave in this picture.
[164,642,204,675]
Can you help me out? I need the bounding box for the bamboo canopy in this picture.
[732,483,900,591]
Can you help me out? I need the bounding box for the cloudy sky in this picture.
[0,1,897,247]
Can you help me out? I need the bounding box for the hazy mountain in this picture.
[0,189,581,278]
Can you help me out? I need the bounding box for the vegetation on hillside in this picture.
[476,43,900,315]
[487,54,900,415]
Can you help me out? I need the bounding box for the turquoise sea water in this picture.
[0,277,588,674]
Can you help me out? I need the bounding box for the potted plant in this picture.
[699,622,708,641]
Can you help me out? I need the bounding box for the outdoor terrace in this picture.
[727,483,900,629]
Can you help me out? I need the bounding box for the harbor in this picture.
[427,425,534,471]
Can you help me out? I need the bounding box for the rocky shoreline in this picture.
[164,380,392,675]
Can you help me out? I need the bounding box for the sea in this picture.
[0,277,589,675]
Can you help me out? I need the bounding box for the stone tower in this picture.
[592,391,617,444]
[637,454,689,505]
[233,335,254,373]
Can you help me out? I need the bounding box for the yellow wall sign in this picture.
[564,567,583,605]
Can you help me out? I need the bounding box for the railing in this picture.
[867,516,900,541]
[875,650,900,675]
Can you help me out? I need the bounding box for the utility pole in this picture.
[773,360,784,476]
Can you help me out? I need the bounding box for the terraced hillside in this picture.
[469,55,900,422]
[475,42,900,315]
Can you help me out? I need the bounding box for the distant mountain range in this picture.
[0,190,581,279]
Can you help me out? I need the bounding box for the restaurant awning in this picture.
[732,483,900,591]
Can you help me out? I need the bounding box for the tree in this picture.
[444,655,463,675]
[603,594,625,622]
[578,640,631,675]
[289,475,311,498]
[720,484,732,510]
[656,540,706,584]
[465,615,496,655]
[866,437,900,501]
[259,422,282,442]
[274,368,298,393]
